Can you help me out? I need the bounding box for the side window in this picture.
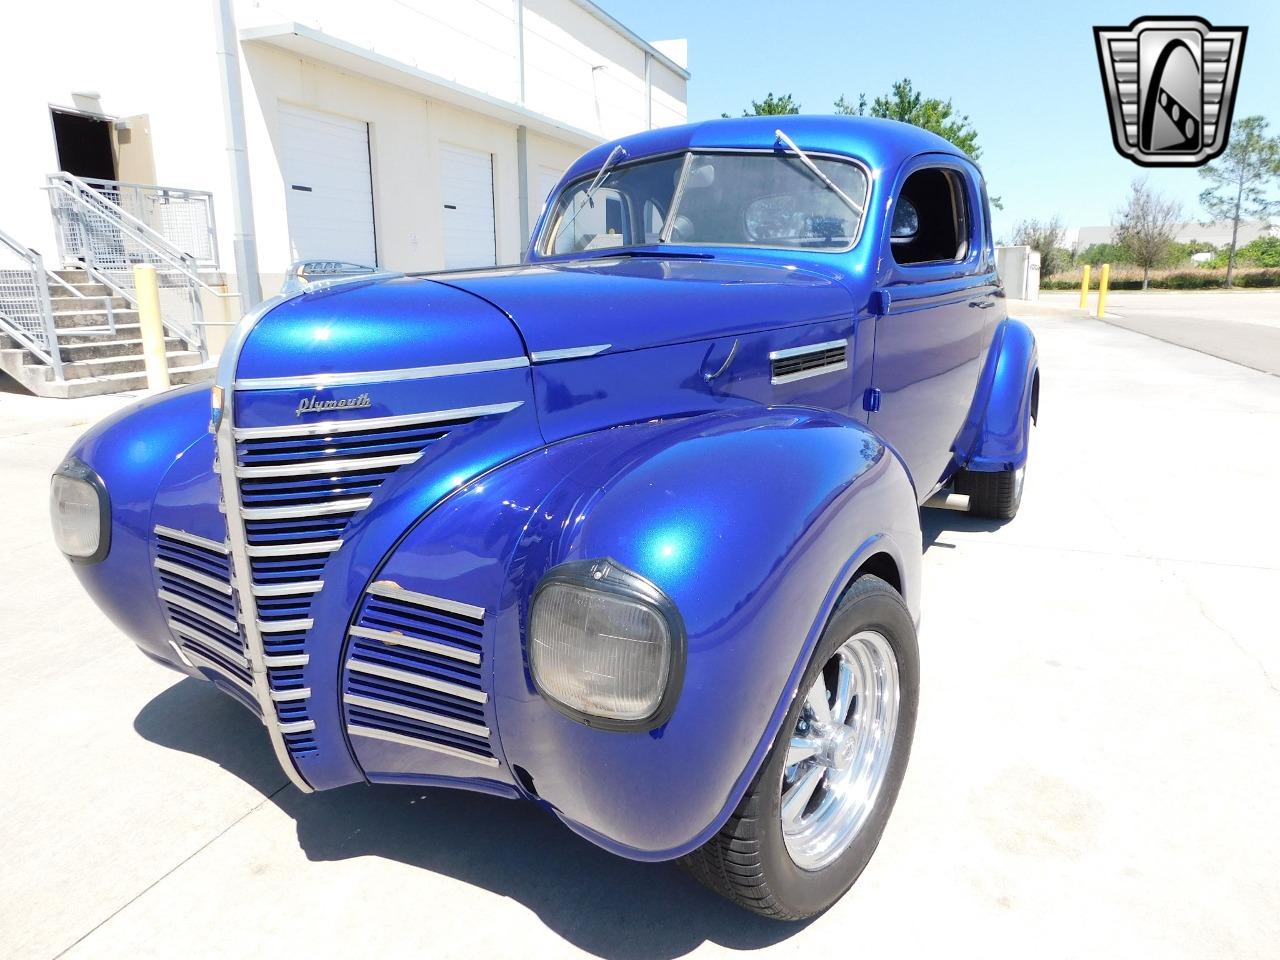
[890,168,971,266]
[550,186,629,254]
[642,199,665,243]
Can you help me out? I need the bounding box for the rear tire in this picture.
[678,575,919,920]
[955,463,1025,519]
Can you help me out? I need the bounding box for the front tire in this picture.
[678,575,919,920]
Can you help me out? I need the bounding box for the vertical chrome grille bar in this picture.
[212,292,316,794]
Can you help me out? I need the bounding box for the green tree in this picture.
[1211,234,1280,269]
[1079,242,1133,266]
[1198,115,1280,287]
[724,92,801,118]
[1114,179,1182,290]
[1012,217,1067,277]
[835,78,982,158]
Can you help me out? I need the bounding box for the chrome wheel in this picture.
[781,630,900,871]
[1013,464,1026,503]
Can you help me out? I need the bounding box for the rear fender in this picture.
[959,317,1038,472]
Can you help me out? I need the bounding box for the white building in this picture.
[1074,220,1272,250]
[1,0,688,293]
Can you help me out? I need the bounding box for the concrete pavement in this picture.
[1041,289,1280,376]
[2,308,1278,959]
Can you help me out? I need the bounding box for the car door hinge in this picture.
[869,289,892,316]
[863,387,882,412]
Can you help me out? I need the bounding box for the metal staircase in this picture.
[0,175,234,398]
[0,263,212,398]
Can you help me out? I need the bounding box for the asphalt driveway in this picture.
[2,304,1277,959]
[1041,289,1280,376]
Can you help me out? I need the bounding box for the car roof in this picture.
[560,115,972,183]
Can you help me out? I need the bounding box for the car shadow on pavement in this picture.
[135,679,808,958]
[920,507,1005,551]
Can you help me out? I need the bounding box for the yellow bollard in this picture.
[133,265,171,391]
[1096,263,1111,319]
[1079,264,1091,309]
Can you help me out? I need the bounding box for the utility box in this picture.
[996,245,1041,301]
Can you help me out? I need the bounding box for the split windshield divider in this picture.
[659,153,695,244]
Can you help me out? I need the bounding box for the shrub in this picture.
[1039,267,1280,290]
[1235,268,1280,287]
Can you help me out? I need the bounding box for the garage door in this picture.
[278,104,377,267]
[440,144,496,269]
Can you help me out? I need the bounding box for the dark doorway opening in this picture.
[51,109,116,181]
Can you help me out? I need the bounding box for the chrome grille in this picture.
[343,581,497,767]
[153,524,259,717]
[226,402,521,765]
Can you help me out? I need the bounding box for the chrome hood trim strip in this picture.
[234,356,529,390]
[529,343,611,362]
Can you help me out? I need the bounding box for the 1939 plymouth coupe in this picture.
[50,116,1038,919]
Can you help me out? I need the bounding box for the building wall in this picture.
[0,0,687,307]
[1075,220,1273,250]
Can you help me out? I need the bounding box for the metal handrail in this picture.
[46,174,223,292]
[0,226,119,381]
[54,173,219,267]
[0,228,61,377]
[45,175,243,358]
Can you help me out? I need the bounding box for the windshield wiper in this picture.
[584,144,627,202]
[773,128,864,218]
[553,144,628,242]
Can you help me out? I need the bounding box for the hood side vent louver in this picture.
[770,338,849,386]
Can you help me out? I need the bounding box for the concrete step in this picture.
[9,337,186,365]
[53,308,140,329]
[0,323,162,347]
[19,361,217,399]
[27,322,144,346]
[0,338,214,397]
[50,293,129,310]
[51,279,116,298]
[57,350,205,381]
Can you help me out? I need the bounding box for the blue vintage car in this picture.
[50,116,1038,919]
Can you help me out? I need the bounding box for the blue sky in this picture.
[595,0,1277,242]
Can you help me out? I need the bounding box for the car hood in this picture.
[433,256,854,356]
[235,275,528,383]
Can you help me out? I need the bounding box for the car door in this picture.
[867,155,997,499]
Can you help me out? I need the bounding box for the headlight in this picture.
[50,458,110,562]
[529,558,685,729]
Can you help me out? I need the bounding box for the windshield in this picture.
[539,151,868,256]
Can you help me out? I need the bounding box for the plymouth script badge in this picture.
[1094,16,1247,167]
[296,392,373,417]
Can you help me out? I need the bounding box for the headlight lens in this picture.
[50,460,108,561]
[529,559,684,728]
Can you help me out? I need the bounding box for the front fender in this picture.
[60,384,214,665]
[963,317,1039,472]
[368,406,920,859]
